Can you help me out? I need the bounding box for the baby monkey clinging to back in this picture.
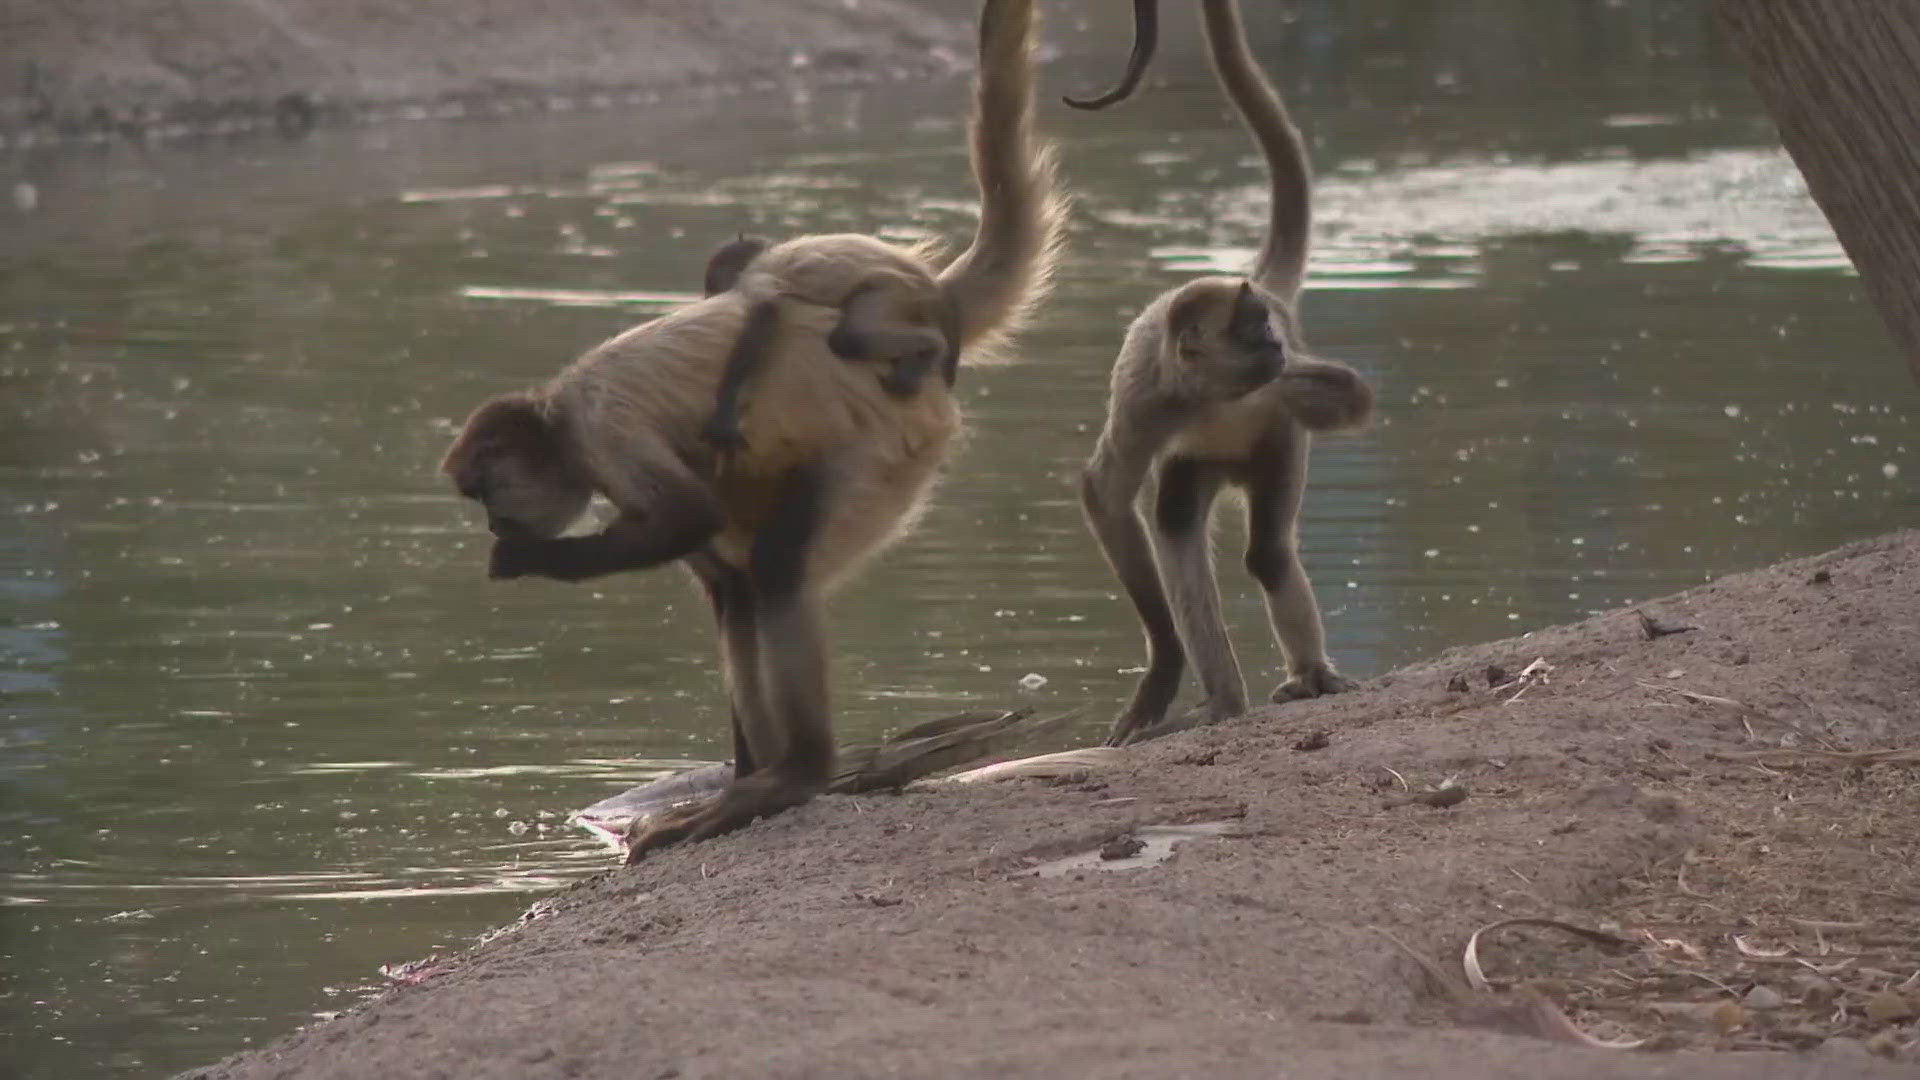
[698,233,959,451]
[1075,0,1376,747]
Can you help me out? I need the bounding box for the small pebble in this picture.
[1817,1036,1870,1059]
[1742,985,1785,1010]
[1291,729,1331,752]
[1864,990,1916,1023]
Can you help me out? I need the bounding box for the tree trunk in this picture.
[1714,0,1920,385]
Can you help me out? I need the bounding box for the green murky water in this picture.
[3,5,1915,1076]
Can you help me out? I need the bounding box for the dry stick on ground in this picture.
[830,706,1087,792]
[1369,927,1645,1050]
[1704,747,1920,769]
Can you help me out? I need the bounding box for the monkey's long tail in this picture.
[937,0,1068,362]
[1201,0,1312,301]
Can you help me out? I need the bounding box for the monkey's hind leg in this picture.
[687,553,775,780]
[626,464,836,863]
[1246,428,1358,702]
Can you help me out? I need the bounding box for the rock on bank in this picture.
[0,0,976,143]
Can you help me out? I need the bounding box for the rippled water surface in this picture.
[3,5,1916,1076]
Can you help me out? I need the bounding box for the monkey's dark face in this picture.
[442,395,592,540]
[1224,282,1288,393]
[1166,279,1285,401]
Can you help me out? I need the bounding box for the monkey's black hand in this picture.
[878,349,942,399]
[487,536,540,580]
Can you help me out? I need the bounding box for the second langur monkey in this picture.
[697,233,960,451]
[439,0,1064,859]
[1076,0,1377,748]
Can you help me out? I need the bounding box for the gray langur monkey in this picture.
[439,0,1065,859]
[1075,0,1376,748]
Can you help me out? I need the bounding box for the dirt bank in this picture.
[0,0,980,146]
[180,530,1920,1078]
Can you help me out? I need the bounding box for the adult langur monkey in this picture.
[439,0,1064,859]
[1074,0,1376,748]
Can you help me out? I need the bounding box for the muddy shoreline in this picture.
[180,531,1920,1078]
[0,0,984,147]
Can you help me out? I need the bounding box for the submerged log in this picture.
[572,706,1089,845]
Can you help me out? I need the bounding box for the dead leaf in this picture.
[1462,918,1636,992]
[1709,1000,1748,1033]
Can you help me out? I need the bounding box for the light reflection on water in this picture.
[3,9,1917,1078]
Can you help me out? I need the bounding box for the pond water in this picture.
[3,4,1915,1076]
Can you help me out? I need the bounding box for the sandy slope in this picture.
[179,530,1920,1078]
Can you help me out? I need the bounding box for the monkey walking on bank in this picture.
[697,233,959,452]
[439,0,1064,859]
[1075,0,1376,748]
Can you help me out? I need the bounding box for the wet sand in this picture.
[181,531,1920,1078]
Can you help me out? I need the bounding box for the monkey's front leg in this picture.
[1080,456,1188,748]
[490,498,722,583]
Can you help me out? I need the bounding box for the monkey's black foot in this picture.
[878,370,921,398]
[1102,715,1153,748]
[1107,696,1243,748]
[1109,713,1194,747]
[701,414,748,454]
[621,799,711,864]
[1270,664,1358,702]
[621,772,821,864]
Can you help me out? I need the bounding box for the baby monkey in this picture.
[700,233,959,451]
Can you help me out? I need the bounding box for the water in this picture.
[3,4,1916,1076]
